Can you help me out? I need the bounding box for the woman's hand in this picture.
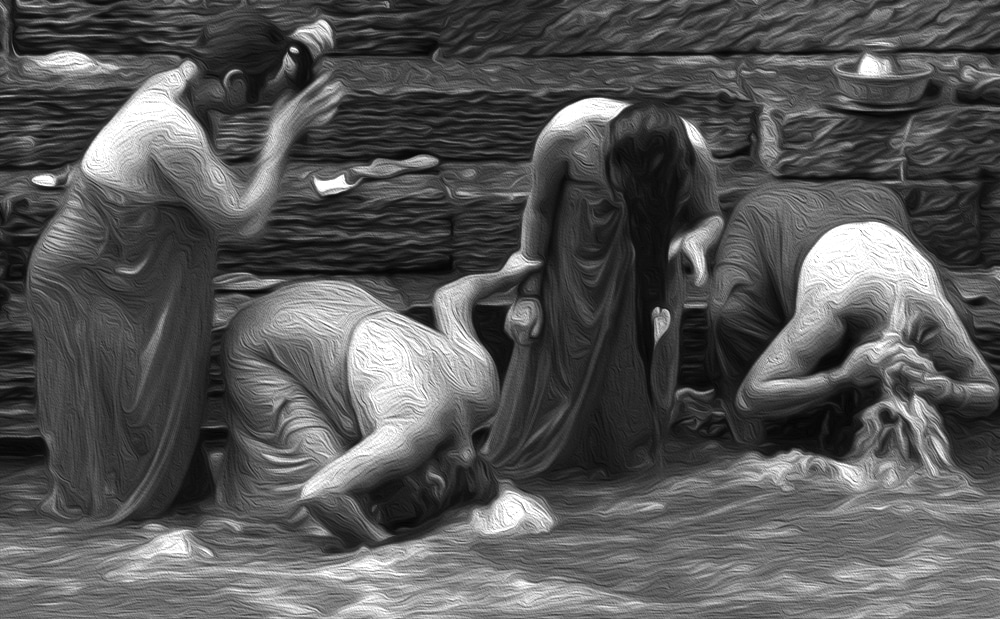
[271,74,346,141]
[506,297,542,345]
[839,338,932,389]
[501,251,544,285]
[668,216,723,288]
[652,307,671,346]
[291,19,336,58]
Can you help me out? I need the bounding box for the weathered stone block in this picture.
[0,166,454,281]
[444,163,530,273]
[13,0,441,56]
[439,0,1000,58]
[888,180,983,267]
[904,107,1000,180]
[219,172,453,277]
[977,183,1000,267]
[761,102,1000,181]
[759,106,908,179]
[0,56,755,168]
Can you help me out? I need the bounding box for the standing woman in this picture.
[25,10,342,523]
[484,98,724,479]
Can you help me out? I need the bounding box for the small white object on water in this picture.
[470,485,555,537]
[127,529,215,561]
[31,174,61,189]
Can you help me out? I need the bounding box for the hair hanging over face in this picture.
[191,9,291,104]
[606,101,705,388]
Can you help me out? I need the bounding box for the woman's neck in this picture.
[175,62,218,137]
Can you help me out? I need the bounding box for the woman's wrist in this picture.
[518,273,542,297]
[264,120,296,157]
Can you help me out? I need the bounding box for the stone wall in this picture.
[3,1,1000,435]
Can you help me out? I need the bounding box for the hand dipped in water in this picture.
[272,74,346,140]
[506,297,542,345]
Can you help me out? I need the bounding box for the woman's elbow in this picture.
[734,383,760,420]
[974,376,1000,417]
[222,215,265,242]
[729,387,767,446]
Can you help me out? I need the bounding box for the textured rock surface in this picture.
[904,107,1000,180]
[13,0,443,56]
[761,103,1000,181]
[0,166,453,281]
[16,0,1000,58]
[759,105,910,180]
[0,56,754,169]
[437,0,1000,58]
[888,180,983,267]
[977,183,1000,267]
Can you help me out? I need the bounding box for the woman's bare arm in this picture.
[153,75,343,240]
[908,301,999,417]
[669,120,724,287]
[512,120,573,295]
[736,300,852,421]
[433,253,543,348]
[299,332,449,500]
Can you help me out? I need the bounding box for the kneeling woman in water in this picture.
[720,184,999,449]
[485,98,724,479]
[216,255,540,550]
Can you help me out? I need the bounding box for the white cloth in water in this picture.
[470,484,555,537]
[846,387,956,485]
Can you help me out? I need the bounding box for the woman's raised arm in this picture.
[154,75,345,240]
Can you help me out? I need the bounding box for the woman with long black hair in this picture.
[484,98,724,478]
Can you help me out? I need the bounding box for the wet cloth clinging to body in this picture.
[26,169,215,523]
[484,179,658,479]
[216,281,389,529]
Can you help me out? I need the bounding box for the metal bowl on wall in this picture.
[833,42,933,106]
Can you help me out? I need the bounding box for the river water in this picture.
[3,415,1000,618]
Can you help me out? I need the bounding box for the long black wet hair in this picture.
[191,9,306,104]
[606,101,706,391]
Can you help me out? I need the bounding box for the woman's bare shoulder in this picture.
[546,97,628,136]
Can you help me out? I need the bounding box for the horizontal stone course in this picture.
[760,104,1000,182]
[12,0,1000,58]
[0,55,755,169]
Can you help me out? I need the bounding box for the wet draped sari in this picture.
[26,168,215,523]
[485,179,657,479]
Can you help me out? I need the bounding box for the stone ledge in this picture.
[759,103,1000,181]
[13,0,443,57]
[11,0,1000,58]
[439,0,1000,58]
[0,54,756,169]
